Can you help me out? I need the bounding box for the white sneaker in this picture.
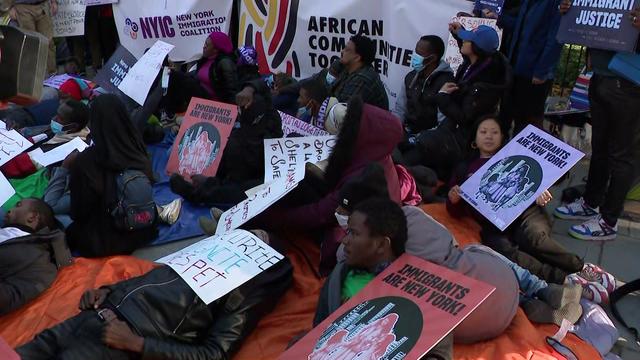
[554,197,599,220]
[569,215,617,241]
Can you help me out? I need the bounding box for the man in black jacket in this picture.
[393,35,454,137]
[17,239,293,360]
[0,198,70,315]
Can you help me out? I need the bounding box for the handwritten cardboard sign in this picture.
[118,40,174,106]
[216,171,301,235]
[444,16,503,74]
[156,229,284,304]
[30,137,88,167]
[0,129,30,167]
[94,45,137,94]
[279,111,330,137]
[460,125,584,231]
[281,254,495,359]
[166,97,238,179]
[557,0,639,52]
[53,0,87,37]
[263,135,336,183]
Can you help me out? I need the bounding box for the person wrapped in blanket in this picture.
[446,115,616,304]
[0,198,71,316]
[327,163,585,344]
[17,230,293,360]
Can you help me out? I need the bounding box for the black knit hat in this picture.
[338,162,389,212]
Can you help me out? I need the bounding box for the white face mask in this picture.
[335,212,349,229]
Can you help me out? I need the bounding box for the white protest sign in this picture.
[0,173,15,208]
[460,125,584,231]
[30,137,88,167]
[118,41,174,106]
[43,74,75,89]
[216,172,301,235]
[279,111,330,137]
[263,135,336,183]
[0,129,31,167]
[156,229,283,305]
[113,0,234,61]
[444,16,503,74]
[53,0,86,37]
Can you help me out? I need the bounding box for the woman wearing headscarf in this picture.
[65,95,158,257]
[195,31,239,103]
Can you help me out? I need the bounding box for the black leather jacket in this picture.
[103,259,292,360]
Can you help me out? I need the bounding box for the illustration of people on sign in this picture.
[177,122,220,176]
[476,156,542,211]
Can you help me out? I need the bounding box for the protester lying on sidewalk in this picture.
[170,92,283,206]
[331,164,582,344]
[17,231,292,360]
[314,198,454,360]
[1,100,90,180]
[0,198,71,316]
[64,95,158,257]
[446,115,615,303]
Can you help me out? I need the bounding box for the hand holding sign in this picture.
[118,41,174,106]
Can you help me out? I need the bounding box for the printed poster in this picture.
[216,171,301,235]
[460,125,584,231]
[166,97,238,179]
[557,0,639,52]
[156,229,284,304]
[280,111,330,137]
[94,45,138,94]
[238,0,472,116]
[281,253,495,359]
[53,0,86,37]
[263,135,336,182]
[444,16,503,74]
[113,0,234,61]
[118,40,174,106]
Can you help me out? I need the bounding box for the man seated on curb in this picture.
[17,230,293,360]
[314,198,453,360]
[0,198,71,315]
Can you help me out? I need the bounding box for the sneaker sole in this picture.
[568,228,617,241]
[553,211,597,221]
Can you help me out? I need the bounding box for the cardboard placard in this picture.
[94,45,137,93]
[53,0,87,37]
[166,97,238,179]
[263,135,336,183]
[279,111,330,137]
[557,1,639,52]
[281,254,495,359]
[444,16,503,74]
[156,229,283,304]
[216,171,301,235]
[460,125,584,231]
[118,40,174,106]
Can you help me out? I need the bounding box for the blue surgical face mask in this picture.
[326,72,337,86]
[50,119,64,134]
[296,106,311,120]
[410,53,435,72]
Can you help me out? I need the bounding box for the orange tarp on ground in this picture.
[0,204,601,359]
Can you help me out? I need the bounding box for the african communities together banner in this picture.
[238,0,472,112]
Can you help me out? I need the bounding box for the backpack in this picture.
[110,169,156,231]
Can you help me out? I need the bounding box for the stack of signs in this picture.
[156,229,283,304]
[444,16,503,74]
[557,1,639,52]
[53,0,87,38]
[279,111,330,137]
[474,0,505,15]
[94,45,138,94]
[280,254,495,359]
[460,125,583,231]
[215,171,301,235]
[263,135,336,183]
[118,40,174,106]
[166,97,238,179]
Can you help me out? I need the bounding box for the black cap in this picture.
[338,162,389,212]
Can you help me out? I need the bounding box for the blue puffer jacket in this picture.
[500,0,563,81]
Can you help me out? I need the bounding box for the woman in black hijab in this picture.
[66,94,158,257]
